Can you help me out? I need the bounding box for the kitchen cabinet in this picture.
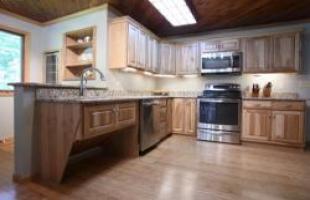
[84,102,137,139]
[243,36,272,73]
[159,43,176,75]
[176,42,200,75]
[127,23,139,67]
[63,27,96,80]
[36,101,139,184]
[242,100,305,147]
[146,36,160,73]
[108,17,159,70]
[271,111,304,144]
[137,29,147,70]
[184,99,197,135]
[172,98,197,136]
[243,32,301,73]
[242,109,271,141]
[272,32,300,72]
[200,39,240,52]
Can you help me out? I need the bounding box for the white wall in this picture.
[0,13,44,140]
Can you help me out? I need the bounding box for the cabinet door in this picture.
[116,102,137,129]
[151,38,160,73]
[220,39,240,51]
[160,43,176,75]
[128,23,139,67]
[176,42,199,75]
[171,99,185,133]
[243,37,272,73]
[272,33,300,72]
[84,105,116,139]
[200,39,239,52]
[137,29,146,69]
[271,111,304,144]
[242,109,271,141]
[184,99,197,135]
[145,35,152,72]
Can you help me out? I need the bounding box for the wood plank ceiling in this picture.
[1,0,310,37]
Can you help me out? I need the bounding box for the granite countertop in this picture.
[242,96,307,102]
[9,82,107,90]
[37,95,173,103]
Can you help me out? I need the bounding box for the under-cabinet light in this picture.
[148,0,196,26]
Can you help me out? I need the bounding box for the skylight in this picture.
[148,0,197,26]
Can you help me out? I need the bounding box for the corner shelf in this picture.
[63,27,96,81]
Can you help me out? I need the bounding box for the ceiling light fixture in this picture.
[148,0,197,26]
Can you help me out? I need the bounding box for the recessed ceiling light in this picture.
[149,0,197,27]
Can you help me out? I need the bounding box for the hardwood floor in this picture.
[1,135,310,200]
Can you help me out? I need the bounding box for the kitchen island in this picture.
[10,83,169,185]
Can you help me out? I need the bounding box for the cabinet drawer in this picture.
[116,102,137,128]
[243,101,272,109]
[84,104,116,139]
[156,99,167,107]
[272,102,304,111]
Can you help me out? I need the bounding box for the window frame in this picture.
[0,24,30,96]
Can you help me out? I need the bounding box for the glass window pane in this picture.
[0,30,23,90]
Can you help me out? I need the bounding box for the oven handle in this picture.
[198,98,241,103]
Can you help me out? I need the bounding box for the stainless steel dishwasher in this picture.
[139,99,168,152]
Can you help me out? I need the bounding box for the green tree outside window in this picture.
[0,30,23,90]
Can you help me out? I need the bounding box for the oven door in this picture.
[197,98,241,131]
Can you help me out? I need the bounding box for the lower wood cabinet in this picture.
[242,109,271,141]
[171,98,197,136]
[84,102,137,139]
[271,111,304,144]
[242,100,305,147]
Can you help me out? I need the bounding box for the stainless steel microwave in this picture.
[201,51,242,74]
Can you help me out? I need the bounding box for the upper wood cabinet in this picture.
[243,32,301,73]
[137,29,147,70]
[272,32,300,72]
[242,100,305,147]
[146,35,160,73]
[200,39,240,52]
[159,43,176,75]
[108,17,159,71]
[176,42,200,75]
[63,27,96,81]
[242,36,272,73]
[172,98,197,136]
[127,23,139,67]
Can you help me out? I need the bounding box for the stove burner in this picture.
[199,83,241,99]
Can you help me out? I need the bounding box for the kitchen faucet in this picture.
[80,67,105,96]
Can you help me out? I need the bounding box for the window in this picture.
[45,51,59,84]
[0,29,24,91]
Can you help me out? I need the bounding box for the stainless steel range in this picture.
[197,83,241,144]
